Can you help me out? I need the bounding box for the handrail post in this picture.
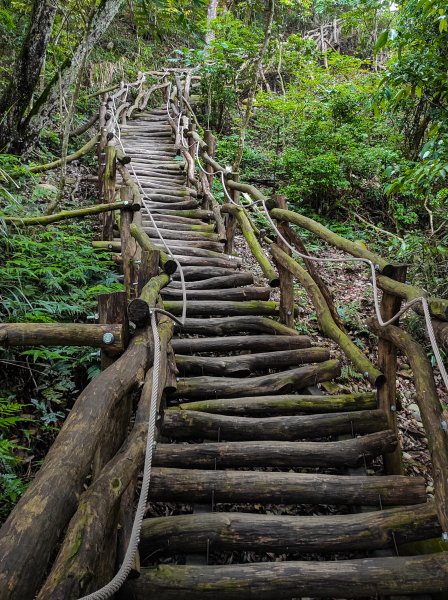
[273,194,294,327]
[119,185,138,300]
[225,172,239,254]
[102,137,117,240]
[377,264,408,474]
[97,99,108,203]
[98,291,129,371]
[204,129,216,190]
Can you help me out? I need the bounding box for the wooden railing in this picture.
[164,73,448,535]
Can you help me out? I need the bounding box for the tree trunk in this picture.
[0,0,57,150]
[23,0,124,146]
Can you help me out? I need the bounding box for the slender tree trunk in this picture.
[0,1,57,151]
[205,0,218,45]
[23,0,124,149]
[233,0,275,173]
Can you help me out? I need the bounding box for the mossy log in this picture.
[168,273,253,290]
[129,222,177,274]
[171,359,341,400]
[124,554,448,599]
[432,319,448,352]
[271,243,383,386]
[162,408,388,441]
[154,431,396,469]
[146,199,199,211]
[149,239,223,252]
[69,112,99,137]
[36,317,173,600]
[171,391,377,415]
[142,219,215,232]
[151,245,231,260]
[369,317,448,533]
[270,207,394,275]
[139,503,440,556]
[172,334,311,354]
[4,201,133,226]
[128,273,170,325]
[165,300,297,317]
[221,203,279,287]
[28,133,100,173]
[158,255,239,270]
[148,467,425,506]
[151,213,206,225]
[150,208,213,220]
[143,227,221,242]
[377,274,448,321]
[162,287,270,302]
[0,323,124,353]
[0,329,154,600]
[170,267,238,282]
[175,347,330,377]
[174,316,300,337]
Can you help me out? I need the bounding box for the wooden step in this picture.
[160,256,240,270]
[168,273,253,290]
[171,360,340,400]
[169,392,377,415]
[162,408,388,440]
[174,316,300,336]
[162,287,271,303]
[141,220,215,232]
[170,268,239,282]
[171,334,311,354]
[153,431,397,469]
[149,468,426,505]
[139,503,440,555]
[174,347,329,376]
[123,554,448,599]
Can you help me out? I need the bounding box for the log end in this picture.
[269,277,281,288]
[163,259,178,276]
[128,299,150,326]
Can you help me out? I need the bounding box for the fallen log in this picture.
[0,329,154,600]
[124,554,448,599]
[139,503,440,555]
[271,243,383,386]
[162,409,388,440]
[171,334,311,354]
[3,201,134,226]
[154,431,397,469]
[0,323,124,353]
[174,316,300,336]
[171,392,377,415]
[149,468,426,505]
[175,347,330,377]
[171,359,341,400]
[369,317,448,533]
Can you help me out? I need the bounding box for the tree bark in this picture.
[124,554,448,599]
[0,0,57,150]
[171,334,310,354]
[162,408,388,441]
[0,329,154,600]
[139,503,440,556]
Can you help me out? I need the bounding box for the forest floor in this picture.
[234,232,447,497]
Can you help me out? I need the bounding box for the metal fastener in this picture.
[442,532,448,542]
[390,404,397,412]
[102,332,115,345]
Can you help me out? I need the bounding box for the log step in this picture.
[171,360,341,400]
[168,273,254,290]
[174,347,330,376]
[174,316,300,335]
[171,334,311,354]
[169,391,377,415]
[162,408,388,440]
[149,468,426,506]
[165,299,298,316]
[139,503,440,555]
[153,431,397,469]
[162,287,271,302]
[123,554,448,600]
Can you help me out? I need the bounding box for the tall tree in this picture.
[0,1,57,151]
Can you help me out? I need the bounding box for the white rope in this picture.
[78,311,161,600]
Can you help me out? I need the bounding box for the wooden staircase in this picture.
[117,109,446,599]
